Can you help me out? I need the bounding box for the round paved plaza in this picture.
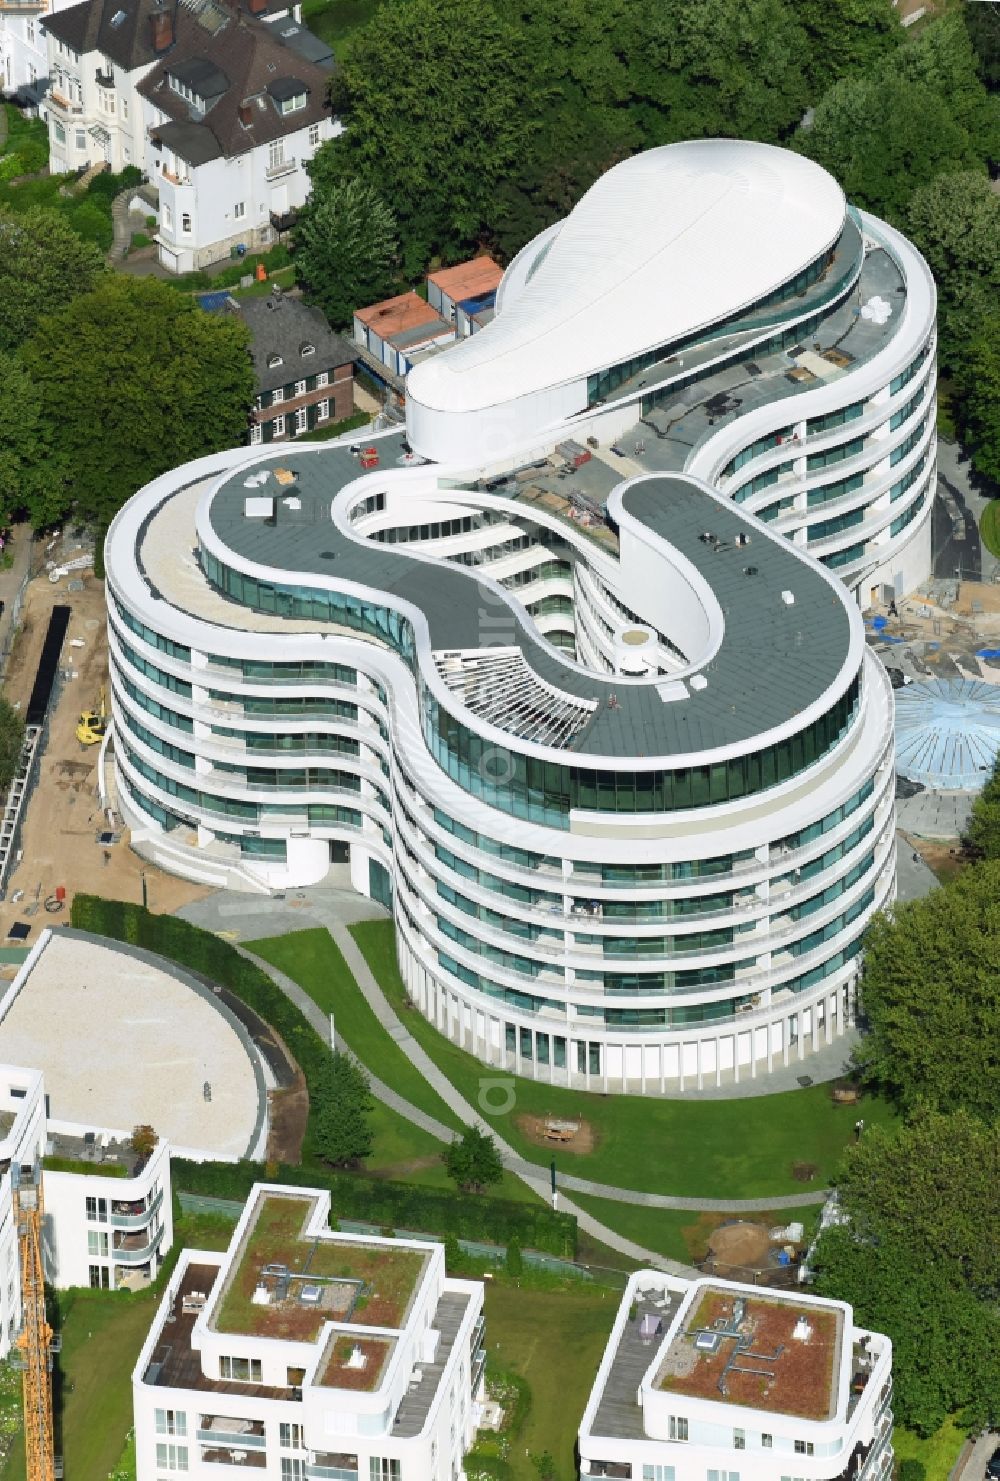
[0,932,263,1158]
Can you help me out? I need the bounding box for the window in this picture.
[122,96,128,119]
[250,423,263,446]
[280,92,306,114]
[88,1264,110,1289]
[75,128,86,150]
[279,1423,303,1449]
[667,1416,688,1442]
[301,342,316,357]
[317,399,330,421]
[234,200,246,220]
[272,414,286,437]
[26,18,34,41]
[155,1411,187,1437]
[54,121,66,146]
[794,1442,814,1457]
[295,378,307,396]
[762,1436,773,1449]
[155,1443,189,1472]
[269,360,284,375]
[317,369,329,387]
[163,203,173,230]
[181,212,192,234]
[641,1470,674,1481]
[294,407,308,433]
[219,1355,262,1382]
[87,1230,109,1257]
[268,138,285,170]
[308,122,320,146]
[370,1463,401,1481]
[85,1196,108,1223]
[734,1430,745,1450]
[281,1462,304,1481]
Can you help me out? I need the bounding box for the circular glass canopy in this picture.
[894,678,1000,790]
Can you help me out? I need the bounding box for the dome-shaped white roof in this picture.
[408,139,846,414]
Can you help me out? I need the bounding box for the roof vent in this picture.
[690,674,708,691]
[698,531,717,546]
[743,565,759,577]
[736,532,751,547]
[781,590,795,606]
[792,1317,813,1342]
[244,495,275,519]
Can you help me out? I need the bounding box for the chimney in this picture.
[238,102,253,127]
[149,2,174,52]
[247,0,268,14]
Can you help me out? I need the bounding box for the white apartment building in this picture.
[104,140,936,1094]
[0,1060,173,1358]
[40,0,338,270]
[0,0,58,110]
[579,1272,893,1481]
[133,1184,486,1481]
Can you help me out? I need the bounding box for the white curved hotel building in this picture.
[104,141,935,1093]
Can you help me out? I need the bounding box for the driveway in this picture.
[935,439,999,584]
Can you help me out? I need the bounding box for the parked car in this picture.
[985,1446,1000,1481]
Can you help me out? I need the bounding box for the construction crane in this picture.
[13,1167,58,1481]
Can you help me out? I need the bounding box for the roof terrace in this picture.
[655,1285,842,1421]
[212,1193,428,1343]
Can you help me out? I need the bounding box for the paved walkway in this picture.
[950,1429,997,1481]
[181,890,833,1272]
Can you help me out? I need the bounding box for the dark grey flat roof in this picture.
[154,120,223,165]
[205,437,855,764]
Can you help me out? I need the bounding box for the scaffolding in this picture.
[13,1168,59,1481]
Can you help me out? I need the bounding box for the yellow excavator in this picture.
[76,684,107,746]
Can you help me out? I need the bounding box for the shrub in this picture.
[68,199,112,250]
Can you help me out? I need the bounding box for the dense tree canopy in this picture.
[960,315,1000,487]
[854,862,1000,1119]
[0,355,45,528]
[812,1112,1000,1434]
[793,0,901,89]
[294,175,398,328]
[4,276,253,531]
[0,697,25,793]
[0,208,106,353]
[326,0,536,271]
[965,754,1000,859]
[903,172,1000,377]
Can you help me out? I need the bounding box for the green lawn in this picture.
[299,0,383,47]
[350,920,898,1200]
[980,498,1000,560]
[569,1194,820,1266]
[247,927,462,1131]
[893,1415,968,1481]
[247,928,537,1202]
[483,1283,617,1481]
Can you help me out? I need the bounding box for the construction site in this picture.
[0,534,208,950]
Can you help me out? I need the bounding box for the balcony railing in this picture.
[196,1431,266,1450]
[265,156,297,181]
[112,1226,164,1264]
[111,1188,163,1229]
[47,90,83,114]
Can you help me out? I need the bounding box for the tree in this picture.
[7,276,254,531]
[903,172,1000,377]
[504,1235,524,1276]
[964,0,1000,91]
[323,0,536,268]
[0,356,46,527]
[312,1051,374,1168]
[959,315,1000,487]
[965,753,1000,858]
[794,72,976,219]
[793,0,901,89]
[896,13,1000,167]
[0,698,25,793]
[0,208,106,353]
[854,862,1000,1118]
[442,1126,504,1192]
[293,176,398,329]
[810,1112,1000,1433]
[130,1124,158,1161]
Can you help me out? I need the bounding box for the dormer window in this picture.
[267,77,309,115]
[300,343,315,357]
[267,354,283,369]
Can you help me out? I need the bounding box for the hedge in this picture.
[171,1157,576,1257]
[71,897,578,1257]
